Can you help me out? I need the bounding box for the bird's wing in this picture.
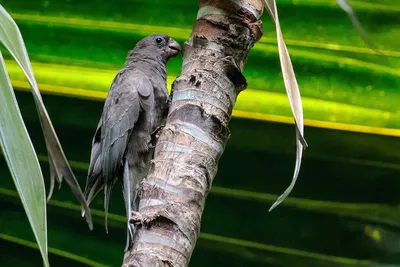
[100,70,154,231]
[101,70,153,182]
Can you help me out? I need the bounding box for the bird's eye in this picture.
[155,37,163,44]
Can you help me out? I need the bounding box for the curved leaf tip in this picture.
[336,0,384,56]
[262,0,307,211]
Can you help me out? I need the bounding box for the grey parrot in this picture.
[83,34,181,250]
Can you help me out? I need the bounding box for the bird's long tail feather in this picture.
[123,159,134,252]
[104,182,114,234]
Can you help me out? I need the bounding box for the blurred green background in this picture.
[0,0,399,266]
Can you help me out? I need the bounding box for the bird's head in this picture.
[128,34,181,63]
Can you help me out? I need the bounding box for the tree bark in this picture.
[122,1,263,266]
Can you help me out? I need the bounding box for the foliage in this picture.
[0,0,399,266]
[0,5,49,266]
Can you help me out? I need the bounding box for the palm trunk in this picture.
[122,1,263,266]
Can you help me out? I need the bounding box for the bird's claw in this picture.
[163,89,173,117]
[149,126,164,148]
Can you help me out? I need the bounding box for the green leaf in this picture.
[0,1,399,266]
[0,52,49,267]
[0,4,93,229]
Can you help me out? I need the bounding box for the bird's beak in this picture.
[167,39,181,58]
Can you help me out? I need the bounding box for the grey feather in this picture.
[84,34,181,249]
[123,159,132,251]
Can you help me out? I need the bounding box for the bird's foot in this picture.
[129,211,142,225]
[162,89,173,118]
[149,126,164,149]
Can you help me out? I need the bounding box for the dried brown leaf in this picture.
[262,0,307,211]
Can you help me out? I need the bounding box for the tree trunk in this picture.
[122,1,263,266]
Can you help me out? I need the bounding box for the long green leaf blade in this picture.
[0,52,49,267]
[0,4,93,229]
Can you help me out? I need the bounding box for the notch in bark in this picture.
[123,1,263,266]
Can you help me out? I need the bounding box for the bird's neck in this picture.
[125,53,167,80]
